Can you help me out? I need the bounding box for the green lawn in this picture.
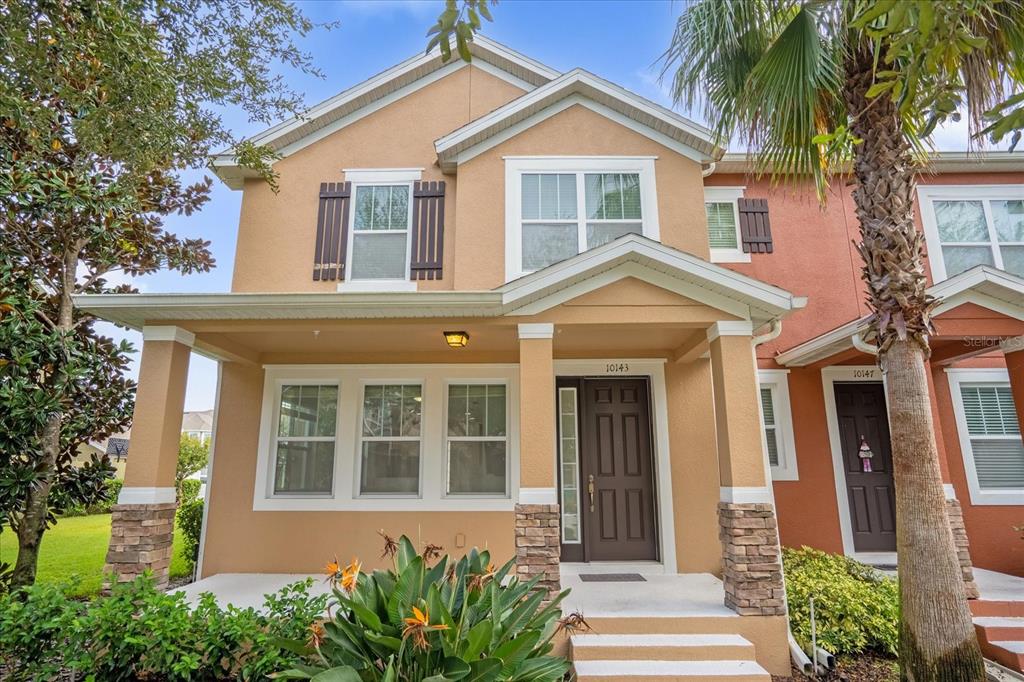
[1,513,191,597]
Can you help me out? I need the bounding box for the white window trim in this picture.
[253,364,519,511]
[337,180,418,293]
[758,369,799,481]
[355,380,425,499]
[557,386,582,544]
[265,378,342,498]
[342,168,423,183]
[918,184,1024,283]
[504,156,661,282]
[442,379,511,499]
[705,186,750,264]
[946,367,1024,506]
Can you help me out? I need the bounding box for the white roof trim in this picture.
[212,36,558,189]
[76,235,804,330]
[711,150,1024,175]
[435,69,723,172]
[776,265,1024,367]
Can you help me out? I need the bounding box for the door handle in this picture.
[587,474,595,512]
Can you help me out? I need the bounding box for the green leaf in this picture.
[387,555,425,625]
[396,536,418,573]
[310,668,363,682]
[462,619,493,660]
[464,658,502,682]
[444,656,472,679]
[865,80,897,98]
[852,0,896,27]
[364,630,403,653]
[493,630,540,677]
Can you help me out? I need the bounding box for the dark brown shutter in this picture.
[313,182,352,281]
[737,197,773,254]
[410,180,446,280]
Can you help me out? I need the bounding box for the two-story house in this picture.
[80,37,1024,678]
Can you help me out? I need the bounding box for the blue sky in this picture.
[104,0,989,412]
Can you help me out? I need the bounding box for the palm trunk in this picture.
[10,246,78,588]
[845,50,984,681]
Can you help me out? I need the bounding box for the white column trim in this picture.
[142,325,196,347]
[518,487,558,505]
[518,323,554,339]
[707,320,754,342]
[117,486,177,505]
[944,484,957,500]
[196,362,222,579]
[719,486,773,504]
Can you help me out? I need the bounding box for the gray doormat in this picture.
[578,573,646,582]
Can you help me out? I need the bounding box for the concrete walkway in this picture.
[976,568,1024,602]
[173,573,327,610]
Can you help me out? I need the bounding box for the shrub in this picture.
[180,477,202,504]
[280,535,571,681]
[784,546,898,657]
[176,498,204,570]
[0,581,84,681]
[0,573,328,681]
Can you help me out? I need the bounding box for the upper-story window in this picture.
[919,185,1024,281]
[505,157,660,281]
[351,185,411,280]
[704,187,749,264]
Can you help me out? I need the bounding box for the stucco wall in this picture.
[230,65,526,294]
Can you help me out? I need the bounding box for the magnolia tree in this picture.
[0,0,330,588]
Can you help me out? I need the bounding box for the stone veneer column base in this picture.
[946,499,980,599]
[514,503,561,597]
[104,502,177,590]
[719,502,786,616]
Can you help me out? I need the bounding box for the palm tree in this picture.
[663,1,1024,679]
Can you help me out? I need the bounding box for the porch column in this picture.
[708,321,786,616]
[105,326,193,589]
[516,323,560,596]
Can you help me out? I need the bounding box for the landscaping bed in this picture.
[775,655,899,682]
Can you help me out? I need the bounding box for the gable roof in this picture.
[211,36,559,189]
[774,265,1024,366]
[75,235,804,339]
[434,69,724,172]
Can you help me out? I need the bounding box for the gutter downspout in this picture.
[753,319,783,347]
[701,162,717,178]
[852,330,879,356]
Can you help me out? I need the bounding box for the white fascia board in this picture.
[774,316,870,367]
[435,70,722,170]
[497,234,801,319]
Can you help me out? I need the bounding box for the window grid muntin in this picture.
[273,382,339,496]
[348,183,413,281]
[931,196,1024,277]
[445,382,509,497]
[520,171,645,272]
[357,382,423,496]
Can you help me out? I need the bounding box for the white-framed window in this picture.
[557,387,582,543]
[758,369,798,480]
[918,185,1024,282]
[705,186,749,264]
[358,383,423,496]
[504,157,660,281]
[444,382,509,496]
[338,169,422,293]
[253,365,519,512]
[947,369,1024,505]
[271,382,340,496]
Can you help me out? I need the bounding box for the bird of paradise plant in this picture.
[275,535,570,681]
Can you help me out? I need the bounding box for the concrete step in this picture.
[573,659,770,681]
[971,600,1024,618]
[984,641,1024,673]
[570,634,756,662]
[975,617,1024,642]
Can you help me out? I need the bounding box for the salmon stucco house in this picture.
[79,38,1024,679]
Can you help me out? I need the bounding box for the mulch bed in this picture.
[774,654,899,682]
[167,574,194,591]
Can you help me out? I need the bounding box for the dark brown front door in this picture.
[834,382,897,552]
[577,378,658,561]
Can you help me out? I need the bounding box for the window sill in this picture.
[710,248,751,264]
[337,280,417,293]
[966,489,1024,506]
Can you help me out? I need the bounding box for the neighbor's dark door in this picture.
[579,378,658,561]
[834,382,897,552]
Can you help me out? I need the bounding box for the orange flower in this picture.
[324,556,342,585]
[402,606,449,651]
[340,558,361,592]
[308,620,326,649]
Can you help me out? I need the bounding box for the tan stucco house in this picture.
[78,37,1024,679]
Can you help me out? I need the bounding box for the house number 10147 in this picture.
[605,363,630,373]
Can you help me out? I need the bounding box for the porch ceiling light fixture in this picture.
[443,330,470,349]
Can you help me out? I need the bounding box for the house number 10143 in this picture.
[605,363,630,373]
